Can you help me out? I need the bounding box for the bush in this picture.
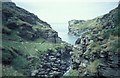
[12,56,29,69]
[2,65,23,76]
[103,26,120,39]
[112,27,120,36]
[2,48,14,65]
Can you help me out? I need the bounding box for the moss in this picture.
[2,2,71,76]
[2,26,11,35]
[108,37,120,53]
[65,69,79,76]
[88,42,101,54]
[32,22,51,31]
[87,59,100,73]
[2,65,23,76]
[68,4,119,77]
[12,56,29,69]
[69,16,103,31]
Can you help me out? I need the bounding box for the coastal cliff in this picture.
[68,3,120,77]
[2,2,72,77]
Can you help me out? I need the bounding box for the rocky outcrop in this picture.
[68,4,119,36]
[68,20,86,36]
[68,20,85,26]
[69,3,120,77]
[30,45,72,77]
[2,2,68,77]
[2,2,61,43]
[71,34,120,77]
[40,29,61,43]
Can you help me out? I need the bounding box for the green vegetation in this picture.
[69,16,103,30]
[68,4,120,77]
[2,2,67,76]
[65,69,79,76]
[87,59,100,73]
[32,22,51,31]
[2,65,23,76]
[2,33,66,55]
[88,42,101,54]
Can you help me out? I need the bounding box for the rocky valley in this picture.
[1,1,120,78]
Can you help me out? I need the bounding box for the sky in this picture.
[11,0,118,23]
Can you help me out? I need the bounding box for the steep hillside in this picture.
[2,2,72,77]
[68,4,120,36]
[67,4,120,77]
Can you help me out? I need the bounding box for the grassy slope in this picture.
[2,2,66,76]
[67,4,120,76]
[2,37,66,76]
[69,16,103,30]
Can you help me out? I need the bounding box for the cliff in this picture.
[2,2,72,77]
[2,2,62,43]
[67,4,120,77]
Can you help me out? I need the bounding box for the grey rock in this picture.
[68,20,85,26]
[31,70,38,76]
[99,67,120,76]
[75,38,81,44]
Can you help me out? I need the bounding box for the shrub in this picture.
[12,56,29,69]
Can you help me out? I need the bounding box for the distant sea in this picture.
[50,23,78,45]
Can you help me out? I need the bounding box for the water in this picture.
[50,23,78,45]
[50,23,77,76]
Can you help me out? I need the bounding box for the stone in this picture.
[72,62,80,70]
[42,29,61,43]
[31,70,38,76]
[38,71,46,75]
[46,68,51,72]
[52,67,59,71]
[75,38,81,44]
[56,53,61,57]
[108,54,118,65]
[98,67,120,76]
[6,22,18,30]
[70,51,74,55]
[97,37,104,41]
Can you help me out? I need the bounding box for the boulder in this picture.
[2,27,11,35]
[98,67,120,77]
[75,38,81,44]
[41,29,61,43]
[6,22,18,30]
[31,70,38,76]
[97,37,104,41]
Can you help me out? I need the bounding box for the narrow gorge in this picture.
[1,1,120,78]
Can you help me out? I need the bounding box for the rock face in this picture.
[2,2,71,77]
[31,46,72,77]
[69,4,120,77]
[68,20,86,36]
[68,3,119,36]
[40,29,61,43]
[2,2,61,43]
[72,35,120,77]
[68,20,85,26]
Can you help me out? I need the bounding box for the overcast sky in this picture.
[12,0,118,23]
